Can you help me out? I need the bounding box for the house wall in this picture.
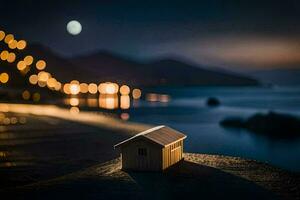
[162,140,183,170]
[121,138,162,171]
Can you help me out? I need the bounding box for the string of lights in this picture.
[0,29,142,99]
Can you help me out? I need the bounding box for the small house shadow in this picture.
[127,160,278,200]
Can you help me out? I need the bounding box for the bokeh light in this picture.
[38,81,47,87]
[32,92,41,102]
[17,40,27,50]
[0,51,9,61]
[63,83,71,94]
[17,61,27,71]
[120,85,130,95]
[36,60,46,70]
[98,83,107,94]
[80,83,88,93]
[70,83,80,95]
[11,117,18,124]
[120,95,130,109]
[47,78,57,88]
[54,82,62,91]
[70,97,79,106]
[98,82,119,94]
[24,55,33,65]
[99,94,118,110]
[3,118,10,125]
[38,71,50,82]
[70,106,80,114]
[88,83,98,94]
[0,73,9,83]
[87,98,98,107]
[113,83,119,93]
[120,113,130,120]
[19,117,27,124]
[8,40,17,49]
[159,94,171,103]
[4,34,14,44]
[0,31,5,41]
[0,29,143,111]
[146,93,159,102]
[70,80,79,85]
[106,83,115,94]
[132,89,142,99]
[7,52,16,63]
[29,74,38,85]
[22,90,31,100]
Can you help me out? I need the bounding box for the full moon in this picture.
[66,20,82,35]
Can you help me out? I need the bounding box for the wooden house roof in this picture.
[114,125,186,148]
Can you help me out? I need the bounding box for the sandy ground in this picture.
[0,110,147,189]
[0,103,299,199]
[0,103,150,133]
[185,153,300,200]
[3,154,299,200]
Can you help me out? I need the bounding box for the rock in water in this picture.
[207,97,221,107]
[220,111,300,138]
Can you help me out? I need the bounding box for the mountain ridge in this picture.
[70,49,259,86]
[2,43,260,87]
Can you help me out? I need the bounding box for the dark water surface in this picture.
[129,86,300,172]
[0,86,299,189]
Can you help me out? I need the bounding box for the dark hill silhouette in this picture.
[24,44,91,82]
[0,44,94,86]
[71,50,259,86]
[147,59,259,86]
[2,43,259,87]
[71,50,150,85]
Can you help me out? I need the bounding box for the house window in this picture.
[138,148,147,156]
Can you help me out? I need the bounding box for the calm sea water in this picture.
[129,86,300,172]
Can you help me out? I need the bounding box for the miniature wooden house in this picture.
[114,125,187,171]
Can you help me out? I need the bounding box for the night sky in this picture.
[1,0,300,71]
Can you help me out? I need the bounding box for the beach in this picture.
[0,104,147,188]
[0,103,299,199]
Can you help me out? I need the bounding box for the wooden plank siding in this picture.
[162,140,183,170]
[121,138,184,171]
[115,125,186,171]
[121,138,162,171]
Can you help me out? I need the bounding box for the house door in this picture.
[137,148,148,170]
